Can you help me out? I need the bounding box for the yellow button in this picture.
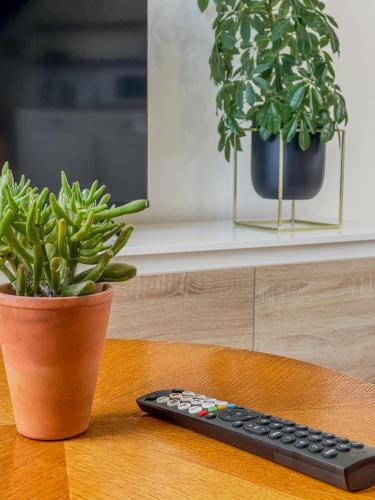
[217,404,227,410]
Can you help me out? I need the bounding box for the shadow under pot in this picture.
[251,131,326,200]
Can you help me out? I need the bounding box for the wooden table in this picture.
[1,340,375,499]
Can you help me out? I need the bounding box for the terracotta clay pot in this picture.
[0,283,113,440]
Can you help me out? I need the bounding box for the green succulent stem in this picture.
[0,166,148,296]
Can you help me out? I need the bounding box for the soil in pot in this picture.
[251,131,326,200]
[0,283,113,440]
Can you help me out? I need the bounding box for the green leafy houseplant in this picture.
[197,0,348,159]
[0,163,148,297]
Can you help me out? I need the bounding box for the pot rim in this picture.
[0,283,113,309]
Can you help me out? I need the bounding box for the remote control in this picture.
[137,388,375,492]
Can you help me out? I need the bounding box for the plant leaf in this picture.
[61,281,97,297]
[290,85,306,109]
[198,0,209,12]
[283,115,299,143]
[245,82,256,106]
[240,17,251,43]
[271,19,289,42]
[298,120,311,151]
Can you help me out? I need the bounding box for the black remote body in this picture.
[137,388,375,492]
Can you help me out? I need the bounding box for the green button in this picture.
[208,407,218,413]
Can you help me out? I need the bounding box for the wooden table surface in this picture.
[1,339,375,499]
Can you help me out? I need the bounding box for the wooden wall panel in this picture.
[108,266,254,349]
[254,258,375,383]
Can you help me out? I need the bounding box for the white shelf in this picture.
[118,220,375,275]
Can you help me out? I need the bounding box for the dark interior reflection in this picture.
[0,0,147,203]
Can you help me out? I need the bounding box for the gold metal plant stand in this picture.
[233,128,346,232]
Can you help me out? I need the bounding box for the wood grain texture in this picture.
[108,267,254,349]
[1,339,375,499]
[254,258,375,383]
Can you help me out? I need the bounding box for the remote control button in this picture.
[169,393,183,400]
[308,444,323,454]
[269,423,283,430]
[180,396,193,403]
[350,442,365,449]
[309,429,321,435]
[282,426,296,434]
[215,401,228,406]
[321,433,335,439]
[182,391,195,397]
[219,409,258,422]
[217,404,227,410]
[244,424,270,436]
[295,431,309,438]
[232,421,244,428]
[208,406,218,413]
[145,394,158,401]
[195,394,206,399]
[189,406,203,414]
[335,437,349,444]
[171,388,184,393]
[279,419,295,426]
[177,403,191,410]
[294,439,309,449]
[336,444,351,452]
[268,431,283,440]
[156,396,169,404]
[227,404,236,409]
[281,435,296,444]
[257,418,271,425]
[205,412,217,419]
[308,435,322,443]
[205,398,216,403]
[198,410,208,417]
[322,439,336,447]
[260,413,272,419]
[202,402,216,409]
[191,399,204,406]
[322,449,338,459]
[167,399,180,407]
[295,425,308,431]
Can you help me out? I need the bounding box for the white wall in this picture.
[134,0,375,224]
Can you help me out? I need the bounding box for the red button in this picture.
[198,410,208,417]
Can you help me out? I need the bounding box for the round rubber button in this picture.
[335,437,349,444]
[350,442,364,449]
[169,393,183,400]
[202,402,216,409]
[281,435,296,444]
[308,444,323,453]
[322,449,338,459]
[195,394,206,400]
[189,406,203,414]
[182,391,195,397]
[191,399,204,406]
[336,443,351,452]
[180,396,193,403]
[156,396,169,404]
[167,399,180,407]
[322,439,336,447]
[294,439,309,449]
[177,403,191,410]
[232,421,243,428]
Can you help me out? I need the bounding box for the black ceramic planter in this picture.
[251,131,326,200]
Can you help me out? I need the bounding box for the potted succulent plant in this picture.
[198,0,348,199]
[0,163,148,440]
